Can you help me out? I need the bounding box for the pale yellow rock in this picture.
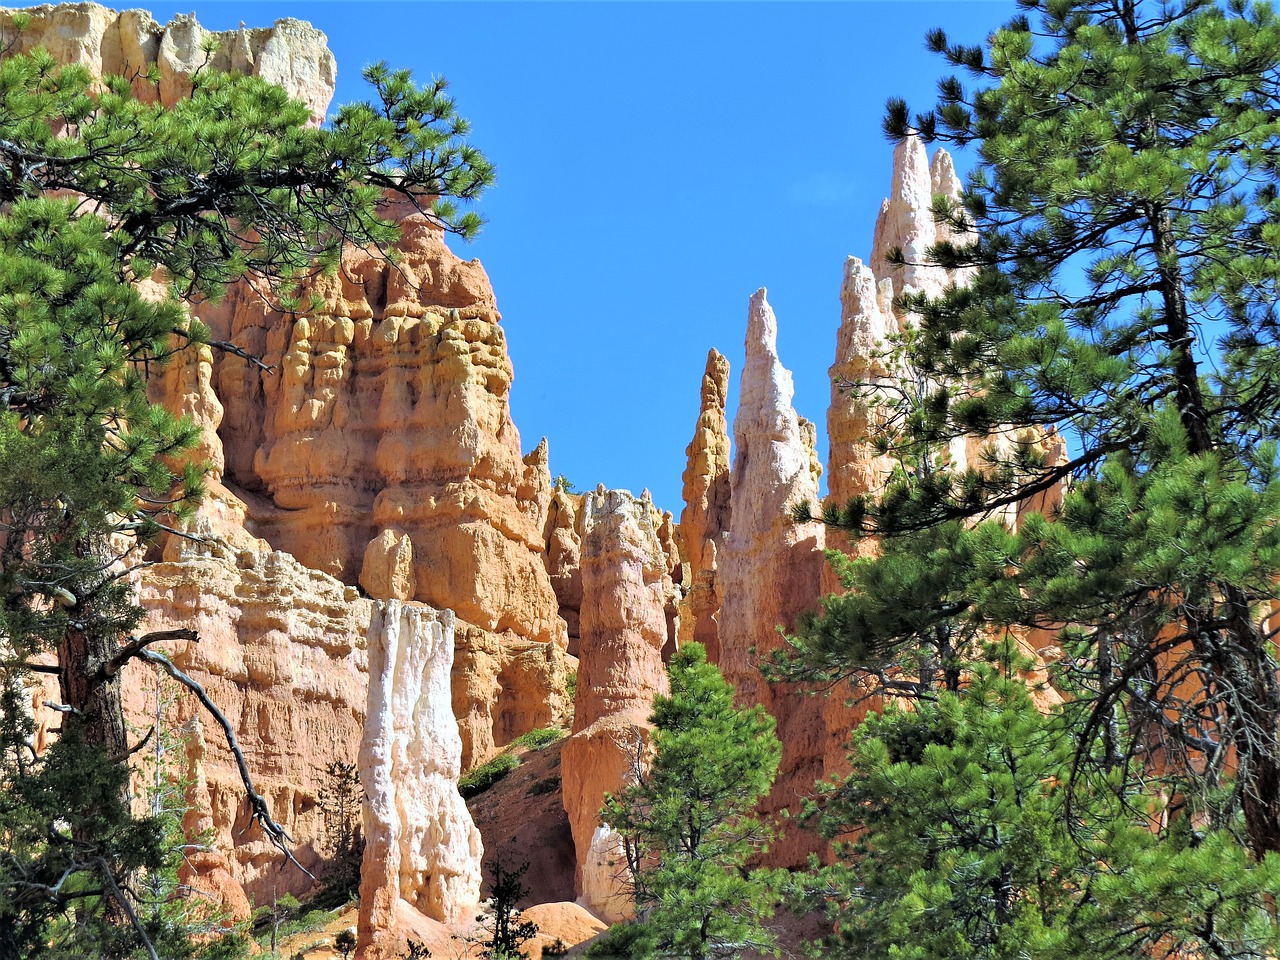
[543,489,584,655]
[676,349,732,661]
[0,4,335,121]
[360,528,417,602]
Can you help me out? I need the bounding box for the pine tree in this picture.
[810,658,1280,960]
[0,39,491,955]
[479,860,538,960]
[601,643,781,960]
[786,0,1280,857]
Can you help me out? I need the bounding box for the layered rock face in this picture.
[677,349,732,662]
[10,3,561,932]
[716,289,828,865]
[0,3,335,122]
[140,546,485,940]
[137,548,372,905]
[358,602,483,959]
[543,489,585,656]
[561,488,672,921]
[193,210,570,769]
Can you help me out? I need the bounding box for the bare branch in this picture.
[100,628,198,680]
[170,327,275,374]
[97,858,160,960]
[137,649,312,878]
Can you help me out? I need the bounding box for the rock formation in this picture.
[358,602,483,959]
[561,488,672,921]
[191,209,571,768]
[0,3,336,122]
[136,548,373,906]
[677,349,732,662]
[717,289,827,865]
[544,489,585,656]
[826,257,899,555]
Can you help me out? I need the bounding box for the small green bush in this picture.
[459,752,520,799]
[526,775,561,798]
[565,671,578,703]
[585,922,645,958]
[511,726,564,750]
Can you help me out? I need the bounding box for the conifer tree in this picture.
[0,39,491,955]
[811,658,1280,960]
[786,0,1280,857]
[602,643,781,960]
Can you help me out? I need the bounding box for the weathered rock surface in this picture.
[543,489,585,656]
[0,3,336,121]
[358,601,482,959]
[561,488,672,921]
[716,289,827,865]
[465,738,577,909]
[137,548,372,906]
[201,211,570,763]
[818,135,1067,782]
[677,349,732,662]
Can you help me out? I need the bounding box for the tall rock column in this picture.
[819,258,901,782]
[676,349,732,662]
[358,602,482,959]
[561,488,672,922]
[717,289,826,865]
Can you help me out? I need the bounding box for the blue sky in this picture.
[102,1,1020,514]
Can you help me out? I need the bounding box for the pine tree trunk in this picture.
[58,621,129,764]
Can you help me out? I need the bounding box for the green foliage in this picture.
[565,671,578,704]
[477,860,538,960]
[785,0,1280,857]
[807,663,1280,960]
[603,643,781,960]
[511,726,564,750]
[334,929,356,960]
[0,45,489,956]
[252,896,337,954]
[459,753,521,799]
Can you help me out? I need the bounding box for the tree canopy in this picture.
[785,0,1280,859]
[601,643,781,960]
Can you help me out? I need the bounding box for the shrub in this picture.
[511,727,564,750]
[459,753,520,799]
[525,776,561,798]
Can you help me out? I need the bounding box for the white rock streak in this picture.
[358,601,482,958]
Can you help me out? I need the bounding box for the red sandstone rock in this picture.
[136,549,373,906]
[716,289,828,866]
[561,488,672,921]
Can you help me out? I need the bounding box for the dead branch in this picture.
[136,648,312,878]
[170,326,275,374]
[97,857,160,960]
[100,628,198,680]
